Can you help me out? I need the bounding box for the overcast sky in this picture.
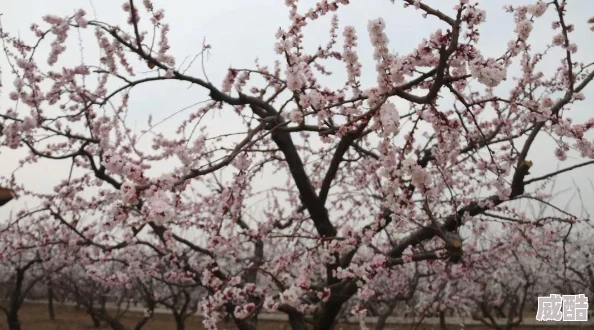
[1,0,594,224]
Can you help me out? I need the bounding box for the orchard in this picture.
[1,1,594,330]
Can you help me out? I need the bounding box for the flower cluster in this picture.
[469,56,507,87]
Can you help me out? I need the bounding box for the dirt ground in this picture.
[0,304,590,330]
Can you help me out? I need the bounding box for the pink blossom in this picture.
[469,57,507,87]
[74,9,88,28]
[343,25,362,89]
[221,69,237,93]
[515,20,533,40]
[288,109,303,123]
[379,101,400,135]
[527,1,547,17]
[552,33,565,46]
[232,154,251,171]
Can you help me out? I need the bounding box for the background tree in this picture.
[0,214,70,330]
[56,261,154,330]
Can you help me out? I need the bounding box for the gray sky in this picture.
[1,0,594,224]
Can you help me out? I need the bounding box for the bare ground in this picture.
[0,304,590,330]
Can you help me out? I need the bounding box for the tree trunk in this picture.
[439,311,447,330]
[313,282,358,330]
[133,315,151,330]
[47,284,56,321]
[6,314,21,330]
[104,317,128,330]
[287,312,308,330]
[6,270,25,330]
[374,300,399,330]
[88,309,101,328]
[313,302,343,330]
[92,317,101,328]
[174,314,186,330]
[233,318,257,330]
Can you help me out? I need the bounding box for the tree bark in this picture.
[88,308,101,328]
[47,283,55,321]
[6,315,21,330]
[313,281,357,330]
[6,270,25,330]
[439,311,447,330]
[133,315,151,330]
[374,299,398,330]
[104,317,127,330]
[279,306,308,330]
[174,313,185,330]
[233,318,257,330]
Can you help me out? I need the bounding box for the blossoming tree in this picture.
[1,0,594,329]
[0,212,75,330]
